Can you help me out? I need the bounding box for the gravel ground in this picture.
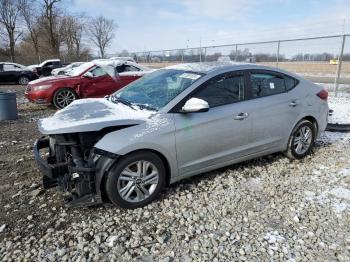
[1,85,350,261]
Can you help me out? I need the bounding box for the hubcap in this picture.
[117,161,159,203]
[56,90,76,108]
[294,126,313,155]
[19,77,29,85]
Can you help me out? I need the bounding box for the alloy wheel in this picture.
[117,160,159,203]
[293,126,313,155]
[56,90,76,108]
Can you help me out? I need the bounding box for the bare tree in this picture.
[61,15,84,60]
[89,16,116,58]
[0,0,22,62]
[42,0,62,57]
[19,0,41,62]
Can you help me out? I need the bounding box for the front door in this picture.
[173,72,254,176]
[80,66,116,98]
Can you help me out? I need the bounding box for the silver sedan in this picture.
[35,62,329,208]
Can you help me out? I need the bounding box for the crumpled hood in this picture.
[38,98,153,134]
[29,75,79,86]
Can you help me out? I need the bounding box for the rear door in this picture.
[247,70,301,151]
[80,66,117,98]
[173,71,256,176]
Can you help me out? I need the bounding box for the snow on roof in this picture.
[165,61,250,73]
[39,59,60,67]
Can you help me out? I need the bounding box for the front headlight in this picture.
[32,84,52,91]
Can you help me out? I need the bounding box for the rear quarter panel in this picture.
[283,79,328,149]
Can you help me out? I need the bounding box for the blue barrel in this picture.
[0,92,18,120]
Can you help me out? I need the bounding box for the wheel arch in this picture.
[96,148,172,203]
[52,87,80,104]
[284,115,319,151]
[301,115,319,135]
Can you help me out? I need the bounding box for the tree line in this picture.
[0,0,116,65]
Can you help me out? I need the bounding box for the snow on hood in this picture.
[38,98,153,134]
[29,75,69,84]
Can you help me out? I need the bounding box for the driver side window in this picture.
[3,64,16,71]
[89,66,107,77]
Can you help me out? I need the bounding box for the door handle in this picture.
[234,112,249,120]
[289,101,298,107]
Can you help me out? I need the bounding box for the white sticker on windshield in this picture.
[269,82,275,89]
[179,73,201,80]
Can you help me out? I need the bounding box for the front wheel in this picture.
[105,151,166,209]
[53,88,78,109]
[285,120,316,160]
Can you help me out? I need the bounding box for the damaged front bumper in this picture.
[34,136,115,207]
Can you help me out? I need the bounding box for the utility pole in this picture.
[334,35,346,97]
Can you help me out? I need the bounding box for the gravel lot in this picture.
[1,85,350,261]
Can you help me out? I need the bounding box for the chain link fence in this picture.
[129,34,350,96]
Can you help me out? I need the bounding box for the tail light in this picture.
[317,89,328,101]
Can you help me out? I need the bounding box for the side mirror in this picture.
[83,71,94,78]
[181,98,209,113]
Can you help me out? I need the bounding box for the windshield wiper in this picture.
[110,96,136,110]
[134,103,157,111]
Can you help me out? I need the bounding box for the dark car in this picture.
[0,62,39,85]
[28,59,63,76]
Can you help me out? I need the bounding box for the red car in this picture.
[25,60,151,109]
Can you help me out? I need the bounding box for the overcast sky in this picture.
[70,0,350,55]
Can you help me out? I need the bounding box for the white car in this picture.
[51,62,85,76]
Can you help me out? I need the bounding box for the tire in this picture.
[285,120,316,160]
[105,151,166,209]
[52,88,78,109]
[18,76,30,85]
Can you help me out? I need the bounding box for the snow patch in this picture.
[317,131,350,144]
[133,114,170,139]
[39,98,152,132]
[165,61,247,73]
[328,96,350,124]
[329,187,350,201]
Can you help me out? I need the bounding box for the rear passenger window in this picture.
[194,74,244,107]
[250,73,296,98]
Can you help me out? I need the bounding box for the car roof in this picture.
[164,62,300,78]
[44,59,60,62]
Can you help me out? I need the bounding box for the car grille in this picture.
[25,85,31,93]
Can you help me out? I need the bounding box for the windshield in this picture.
[111,69,203,111]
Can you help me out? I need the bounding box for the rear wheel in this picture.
[285,120,316,159]
[53,88,77,109]
[105,151,166,209]
[18,76,29,85]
